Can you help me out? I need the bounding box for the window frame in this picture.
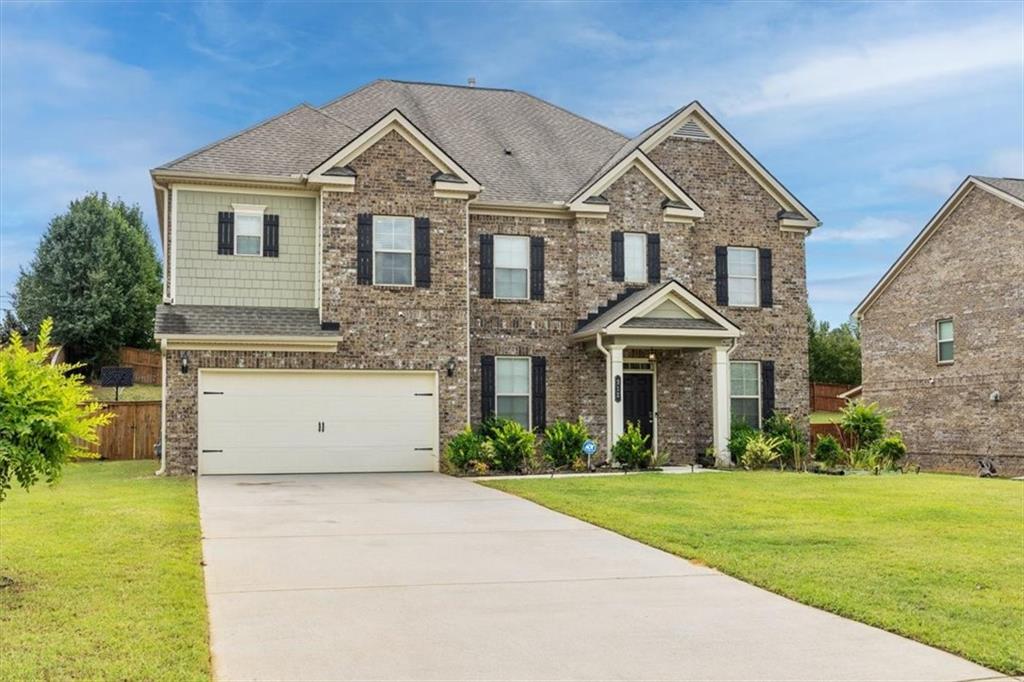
[372,215,415,287]
[623,232,648,283]
[727,246,760,308]
[936,318,954,365]
[494,355,532,429]
[729,360,761,429]
[493,234,531,301]
[232,204,265,258]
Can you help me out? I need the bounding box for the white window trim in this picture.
[372,215,415,287]
[232,204,265,258]
[495,356,532,429]
[730,360,761,429]
[936,318,954,365]
[493,235,531,301]
[727,246,760,308]
[623,232,648,283]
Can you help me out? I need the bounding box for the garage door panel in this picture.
[198,370,438,475]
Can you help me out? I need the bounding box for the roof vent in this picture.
[671,119,711,140]
[467,77,476,87]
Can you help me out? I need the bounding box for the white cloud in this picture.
[728,22,1022,115]
[809,217,915,243]
[885,165,962,197]
[985,147,1024,178]
[808,272,884,305]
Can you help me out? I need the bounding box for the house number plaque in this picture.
[614,375,621,403]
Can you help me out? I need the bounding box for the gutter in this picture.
[156,339,167,476]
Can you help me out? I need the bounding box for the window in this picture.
[727,247,758,306]
[373,216,414,285]
[234,207,263,256]
[730,361,760,429]
[623,232,647,282]
[937,319,954,363]
[495,357,531,428]
[494,235,529,300]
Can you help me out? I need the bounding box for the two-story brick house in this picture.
[151,79,818,475]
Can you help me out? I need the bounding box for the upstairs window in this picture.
[233,205,264,256]
[730,361,760,429]
[495,357,531,428]
[373,216,414,285]
[937,319,954,363]
[494,235,530,300]
[727,247,758,306]
[623,232,647,282]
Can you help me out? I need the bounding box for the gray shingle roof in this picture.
[154,305,336,337]
[621,317,724,330]
[157,80,627,202]
[974,176,1024,202]
[574,279,732,337]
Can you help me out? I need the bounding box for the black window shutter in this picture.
[761,360,775,422]
[530,236,544,300]
[715,246,729,305]
[479,234,494,298]
[217,212,234,255]
[481,355,495,420]
[531,356,547,431]
[646,233,661,284]
[356,213,373,285]
[262,214,280,257]
[611,231,625,281]
[414,217,431,288]
[759,248,773,307]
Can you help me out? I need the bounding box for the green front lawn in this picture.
[0,461,209,680]
[484,472,1024,674]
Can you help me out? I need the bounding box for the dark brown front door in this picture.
[623,373,654,445]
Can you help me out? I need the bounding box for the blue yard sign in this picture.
[582,440,598,456]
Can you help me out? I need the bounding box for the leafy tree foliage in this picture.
[807,307,862,385]
[13,193,162,371]
[0,310,27,345]
[0,319,111,501]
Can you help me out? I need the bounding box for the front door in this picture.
[622,373,654,446]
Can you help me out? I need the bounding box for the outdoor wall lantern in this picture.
[990,390,1001,403]
[181,351,190,374]
[446,357,457,377]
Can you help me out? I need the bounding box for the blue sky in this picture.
[1,1,1021,325]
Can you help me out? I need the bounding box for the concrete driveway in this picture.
[199,473,1001,681]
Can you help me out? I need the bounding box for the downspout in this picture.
[594,331,613,453]
[155,338,168,476]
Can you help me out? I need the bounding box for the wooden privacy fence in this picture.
[809,382,856,412]
[119,347,162,385]
[810,422,844,446]
[77,401,161,461]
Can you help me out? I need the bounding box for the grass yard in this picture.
[90,382,163,401]
[810,410,841,424]
[484,472,1024,674]
[0,461,209,680]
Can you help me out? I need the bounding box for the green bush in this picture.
[728,420,757,465]
[476,416,513,441]
[489,420,536,472]
[814,434,844,467]
[872,434,907,470]
[839,400,888,449]
[542,419,590,468]
[444,427,493,472]
[764,413,808,471]
[740,432,785,470]
[612,422,652,470]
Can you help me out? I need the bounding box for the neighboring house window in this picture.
[730,361,760,429]
[494,235,530,300]
[495,357,531,427]
[937,319,954,363]
[623,232,647,282]
[727,247,758,306]
[373,216,414,285]
[234,206,264,256]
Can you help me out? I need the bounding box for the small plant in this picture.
[476,415,514,441]
[444,427,490,472]
[814,434,844,467]
[740,432,785,470]
[839,400,888,450]
[470,460,490,475]
[651,450,670,468]
[612,422,652,470]
[697,446,717,469]
[847,447,875,469]
[543,419,590,469]
[728,420,757,465]
[872,434,907,470]
[570,455,588,472]
[489,420,536,472]
[764,413,808,471]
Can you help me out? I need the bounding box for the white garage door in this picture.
[197,370,438,475]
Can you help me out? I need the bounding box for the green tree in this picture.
[13,193,162,372]
[0,310,27,345]
[807,307,862,385]
[0,319,111,501]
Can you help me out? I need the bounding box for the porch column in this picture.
[711,344,732,467]
[607,344,626,451]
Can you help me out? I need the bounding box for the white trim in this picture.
[494,356,532,429]
[154,170,307,188]
[371,215,415,287]
[729,360,761,430]
[156,340,167,475]
[465,202,472,426]
[170,182,320,198]
[623,232,648,283]
[854,177,1024,318]
[492,234,531,301]
[232,205,265,257]
[726,246,760,308]
[316,189,323,320]
[936,318,954,365]
[170,186,178,302]
[469,201,569,220]
[837,385,862,401]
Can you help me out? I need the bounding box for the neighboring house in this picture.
[853,176,1024,475]
[151,79,818,476]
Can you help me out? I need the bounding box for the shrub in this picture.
[476,416,513,441]
[872,434,907,470]
[728,420,757,465]
[489,420,536,472]
[0,319,111,501]
[612,422,652,470]
[543,419,590,468]
[764,413,808,471]
[740,433,785,470]
[839,400,888,449]
[814,434,844,467]
[444,427,492,472]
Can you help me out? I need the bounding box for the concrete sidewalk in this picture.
[199,473,1003,681]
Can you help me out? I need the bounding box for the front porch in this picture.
[573,280,742,466]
